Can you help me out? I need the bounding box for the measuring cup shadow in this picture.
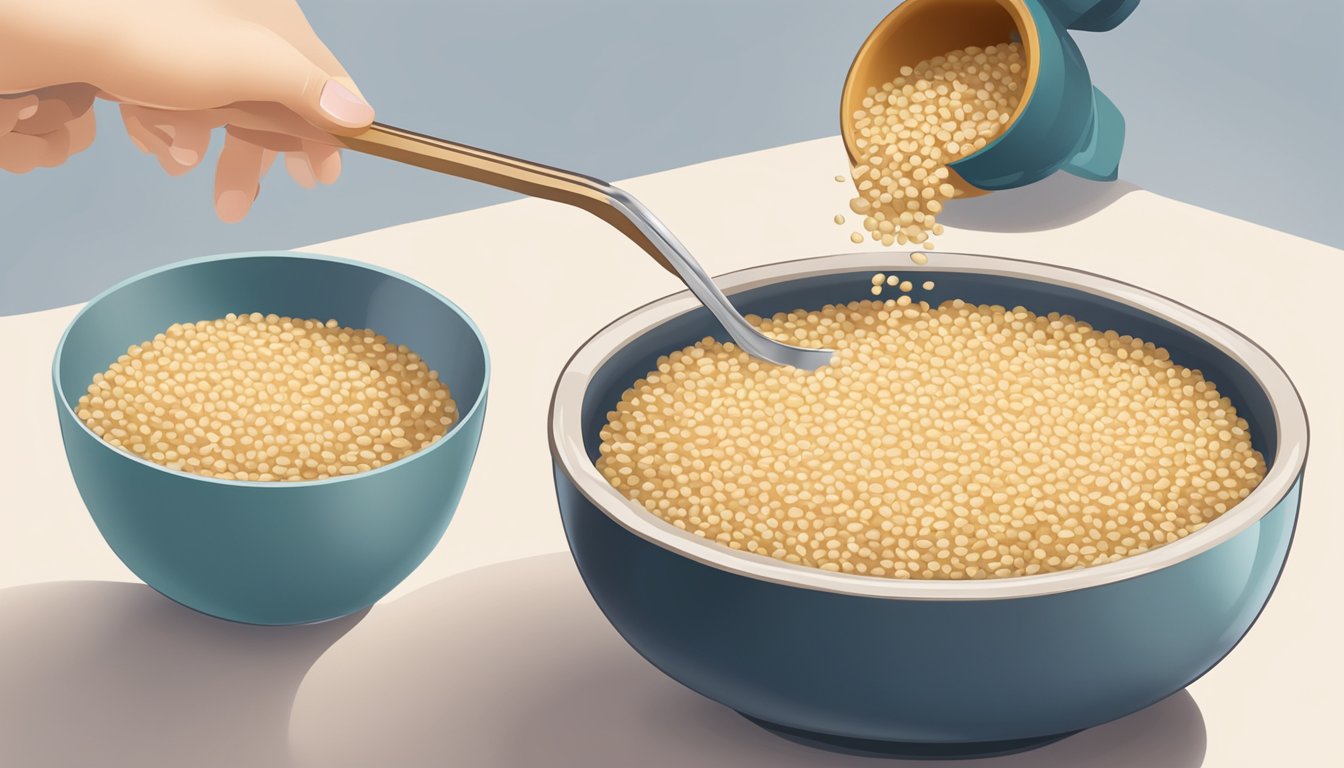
[0,581,364,768]
[940,175,1142,234]
[288,553,1206,768]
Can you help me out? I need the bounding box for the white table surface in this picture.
[1,137,1339,767]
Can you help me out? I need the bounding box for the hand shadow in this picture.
[939,174,1141,234]
[289,553,1206,768]
[0,581,363,768]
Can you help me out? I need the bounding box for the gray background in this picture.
[1,0,1340,316]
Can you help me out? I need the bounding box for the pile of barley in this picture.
[844,42,1027,253]
[597,298,1264,580]
[77,313,457,481]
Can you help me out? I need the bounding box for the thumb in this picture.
[308,75,376,134]
[228,32,375,135]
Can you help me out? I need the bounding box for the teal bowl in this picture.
[53,252,489,625]
[551,252,1307,758]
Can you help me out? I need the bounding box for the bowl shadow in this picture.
[939,175,1141,233]
[0,581,363,768]
[289,553,1207,768]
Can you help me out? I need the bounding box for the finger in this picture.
[220,33,373,135]
[304,141,341,185]
[225,123,306,153]
[0,131,50,173]
[284,152,317,189]
[214,132,275,223]
[259,147,276,176]
[12,84,98,136]
[220,102,336,145]
[0,95,40,134]
[121,105,173,155]
[281,19,376,120]
[123,105,216,164]
[280,3,354,82]
[163,114,213,169]
[256,135,340,190]
[23,112,97,169]
[121,106,202,176]
[120,113,154,154]
[35,125,74,168]
[64,107,98,158]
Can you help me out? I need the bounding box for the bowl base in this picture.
[741,713,1077,760]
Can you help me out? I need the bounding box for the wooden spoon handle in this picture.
[338,123,675,274]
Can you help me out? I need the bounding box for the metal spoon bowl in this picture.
[338,123,834,371]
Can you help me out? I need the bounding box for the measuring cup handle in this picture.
[1061,87,1124,182]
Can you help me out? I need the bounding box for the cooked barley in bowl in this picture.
[77,312,457,481]
[597,297,1265,580]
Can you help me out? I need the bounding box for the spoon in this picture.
[337,123,834,371]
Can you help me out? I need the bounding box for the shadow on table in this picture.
[0,581,362,768]
[289,553,1206,768]
[939,175,1142,234]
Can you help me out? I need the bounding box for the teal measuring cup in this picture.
[841,0,1137,196]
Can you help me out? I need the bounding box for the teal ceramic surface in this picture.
[551,252,1307,758]
[952,0,1134,188]
[53,252,489,625]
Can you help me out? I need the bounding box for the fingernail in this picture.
[319,80,374,128]
[168,145,199,166]
[17,104,38,121]
[216,190,251,223]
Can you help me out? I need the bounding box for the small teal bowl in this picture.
[551,252,1307,759]
[53,252,489,626]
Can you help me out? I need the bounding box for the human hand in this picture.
[0,0,375,221]
[0,84,97,173]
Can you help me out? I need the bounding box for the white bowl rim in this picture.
[549,251,1309,601]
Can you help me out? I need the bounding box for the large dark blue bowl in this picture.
[550,252,1307,759]
[54,252,489,626]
